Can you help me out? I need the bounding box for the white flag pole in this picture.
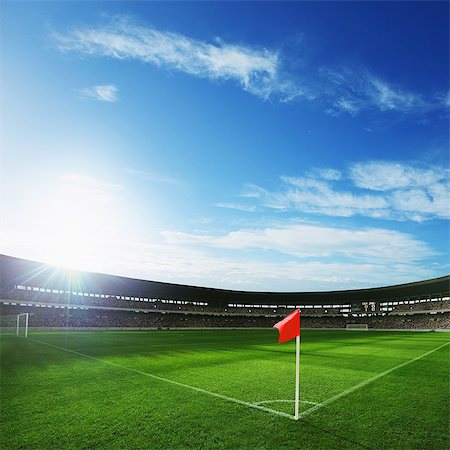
[295,334,300,420]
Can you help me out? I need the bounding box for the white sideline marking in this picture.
[254,399,320,406]
[298,341,450,419]
[25,337,294,420]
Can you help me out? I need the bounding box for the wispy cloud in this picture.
[349,161,447,191]
[242,176,390,218]
[332,97,361,116]
[349,161,450,220]
[53,16,446,116]
[237,161,450,221]
[306,167,341,181]
[240,183,269,199]
[118,239,439,291]
[162,223,435,263]
[214,202,256,212]
[78,84,118,102]
[323,68,439,116]
[55,17,304,102]
[3,230,439,291]
[1,171,442,291]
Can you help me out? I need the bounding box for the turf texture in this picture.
[1,329,449,449]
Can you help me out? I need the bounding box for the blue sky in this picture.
[1,1,449,291]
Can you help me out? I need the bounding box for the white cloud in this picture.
[2,230,439,291]
[214,202,256,212]
[53,17,446,116]
[349,161,447,191]
[236,161,450,221]
[126,247,437,292]
[250,175,389,218]
[367,76,421,112]
[349,161,450,220]
[78,84,118,102]
[1,168,443,291]
[332,98,362,116]
[240,183,269,199]
[390,185,450,220]
[55,17,303,101]
[162,223,434,263]
[307,167,341,181]
[323,68,438,115]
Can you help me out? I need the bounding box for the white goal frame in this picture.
[16,313,29,338]
[346,323,368,331]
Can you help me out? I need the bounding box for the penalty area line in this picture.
[25,337,295,420]
[298,340,450,419]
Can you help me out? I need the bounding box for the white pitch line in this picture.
[298,341,450,419]
[254,399,320,406]
[25,337,295,420]
[21,336,450,422]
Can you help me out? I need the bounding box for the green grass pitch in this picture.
[1,329,449,449]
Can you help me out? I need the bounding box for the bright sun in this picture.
[30,175,122,270]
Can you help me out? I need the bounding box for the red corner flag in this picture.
[273,310,300,344]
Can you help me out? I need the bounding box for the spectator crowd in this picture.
[1,303,449,330]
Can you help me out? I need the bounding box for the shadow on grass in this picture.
[1,330,448,381]
[301,417,371,449]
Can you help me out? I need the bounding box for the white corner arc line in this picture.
[25,337,295,420]
[298,341,450,419]
[254,399,320,406]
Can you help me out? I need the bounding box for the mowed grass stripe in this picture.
[25,336,297,420]
[298,340,450,419]
[25,335,449,422]
[2,330,449,449]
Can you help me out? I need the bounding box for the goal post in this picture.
[0,313,29,337]
[18,313,29,337]
[346,323,368,331]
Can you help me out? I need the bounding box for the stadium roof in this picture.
[1,254,449,306]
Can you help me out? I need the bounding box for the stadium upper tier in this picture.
[1,254,449,306]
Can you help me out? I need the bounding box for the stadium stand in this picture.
[1,254,449,331]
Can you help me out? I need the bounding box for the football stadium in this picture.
[2,1,449,449]
[1,254,449,449]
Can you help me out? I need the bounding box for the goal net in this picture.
[346,323,368,331]
[0,313,29,337]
